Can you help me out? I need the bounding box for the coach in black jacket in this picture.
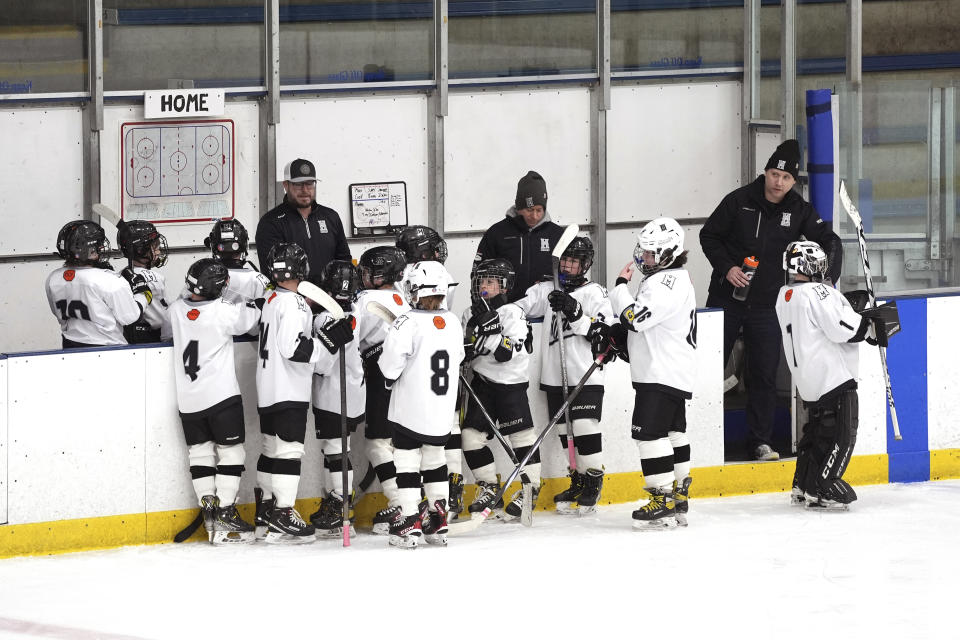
[256,158,351,285]
[473,171,565,302]
[700,140,841,461]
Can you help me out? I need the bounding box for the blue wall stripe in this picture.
[885,298,929,483]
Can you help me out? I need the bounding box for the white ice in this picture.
[0,481,957,640]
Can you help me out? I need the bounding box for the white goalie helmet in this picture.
[783,240,828,281]
[403,260,454,306]
[634,217,684,276]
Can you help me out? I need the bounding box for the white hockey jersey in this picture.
[169,296,260,415]
[461,302,529,385]
[45,266,147,346]
[775,281,861,402]
[222,263,271,336]
[515,281,613,389]
[379,309,465,441]
[131,265,171,340]
[609,268,697,398]
[255,287,322,411]
[312,308,365,418]
[356,287,410,354]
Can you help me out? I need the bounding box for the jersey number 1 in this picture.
[430,350,449,395]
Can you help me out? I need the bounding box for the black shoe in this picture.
[576,468,604,513]
[553,471,584,514]
[264,506,316,544]
[468,480,502,513]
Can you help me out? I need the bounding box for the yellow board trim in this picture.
[930,448,960,480]
[0,451,909,560]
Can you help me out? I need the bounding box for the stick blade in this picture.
[91,203,121,227]
[838,181,863,226]
[520,483,534,527]
[366,300,397,324]
[552,224,581,259]
[297,281,345,320]
[446,509,490,537]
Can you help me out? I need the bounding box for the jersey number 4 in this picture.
[183,340,200,382]
[430,350,450,395]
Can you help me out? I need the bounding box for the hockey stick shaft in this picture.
[839,182,902,440]
[339,347,351,547]
[459,374,531,482]
[551,224,581,470]
[91,203,122,227]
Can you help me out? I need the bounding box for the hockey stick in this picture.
[91,203,122,227]
[448,343,612,537]
[551,223,580,471]
[297,281,346,320]
[839,181,902,440]
[459,373,534,527]
[173,511,204,543]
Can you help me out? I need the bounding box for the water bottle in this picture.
[732,256,759,302]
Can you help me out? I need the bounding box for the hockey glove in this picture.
[843,289,870,313]
[587,321,613,361]
[606,323,630,362]
[548,290,583,322]
[468,310,502,338]
[123,319,161,344]
[361,342,383,364]
[126,272,153,306]
[314,315,355,354]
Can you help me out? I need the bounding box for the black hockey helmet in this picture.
[471,258,515,309]
[396,225,448,265]
[266,242,309,283]
[117,220,168,268]
[185,258,230,300]
[358,245,406,289]
[56,220,85,260]
[559,236,594,290]
[204,219,249,264]
[320,259,361,308]
[63,221,111,266]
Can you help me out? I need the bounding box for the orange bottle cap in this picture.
[744,256,759,268]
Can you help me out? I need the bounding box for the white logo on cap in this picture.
[299,163,311,176]
[525,197,534,208]
[777,160,786,170]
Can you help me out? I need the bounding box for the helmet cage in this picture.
[634,218,684,277]
[559,237,594,290]
[471,259,515,308]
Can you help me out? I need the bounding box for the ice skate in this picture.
[631,488,677,530]
[421,499,449,546]
[448,473,465,521]
[504,482,541,520]
[264,506,316,544]
[674,476,692,526]
[372,505,400,535]
[553,470,584,515]
[212,503,255,545]
[310,492,356,539]
[576,468,604,515]
[254,487,274,541]
[388,510,422,549]
[467,480,502,514]
[200,495,218,542]
[790,485,806,506]
[805,479,856,511]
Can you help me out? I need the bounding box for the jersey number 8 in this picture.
[430,350,449,395]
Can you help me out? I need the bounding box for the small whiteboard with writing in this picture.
[349,181,408,235]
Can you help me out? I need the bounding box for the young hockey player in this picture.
[46,220,155,349]
[775,240,894,510]
[254,242,354,544]
[514,236,613,515]
[607,217,696,530]
[395,225,465,512]
[309,260,364,537]
[205,219,271,309]
[170,258,261,544]
[117,220,171,344]
[461,259,538,519]
[378,261,465,548]
[354,245,410,534]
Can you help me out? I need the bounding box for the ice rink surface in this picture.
[0,480,957,640]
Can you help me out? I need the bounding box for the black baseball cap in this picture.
[284,158,317,183]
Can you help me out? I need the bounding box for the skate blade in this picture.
[371,523,391,536]
[804,502,850,512]
[316,524,357,539]
[424,532,448,546]
[555,502,577,515]
[632,517,678,531]
[211,530,255,545]
[790,496,807,507]
[577,505,598,516]
[675,513,688,527]
[263,531,317,545]
[388,535,420,549]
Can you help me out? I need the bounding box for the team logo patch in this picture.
[433,316,446,330]
[622,306,636,324]
[540,238,550,252]
[781,213,791,227]
[392,293,403,305]
[777,160,786,170]
[318,220,329,233]
[187,309,200,321]
[814,284,829,300]
[784,289,793,302]
[661,274,676,289]
[63,270,75,281]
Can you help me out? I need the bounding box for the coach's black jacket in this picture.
[255,197,351,285]
[474,207,565,302]
[700,176,842,308]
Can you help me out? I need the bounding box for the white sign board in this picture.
[349,181,408,235]
[144,89,225,120]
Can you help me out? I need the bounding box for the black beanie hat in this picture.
[515,171,548,211]
[765,139,801,180]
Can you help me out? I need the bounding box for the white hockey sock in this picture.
[509,429,541,485]
[215,443,244,506]
[445,420,463,475]
[422,445,449,508]
[462,427,497,483]
[188,441,216,503]
[572,418,603,471]
[271,473,301,509]
[668,430,691,483]
[394,447,423,518]
[636,438,674,491]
